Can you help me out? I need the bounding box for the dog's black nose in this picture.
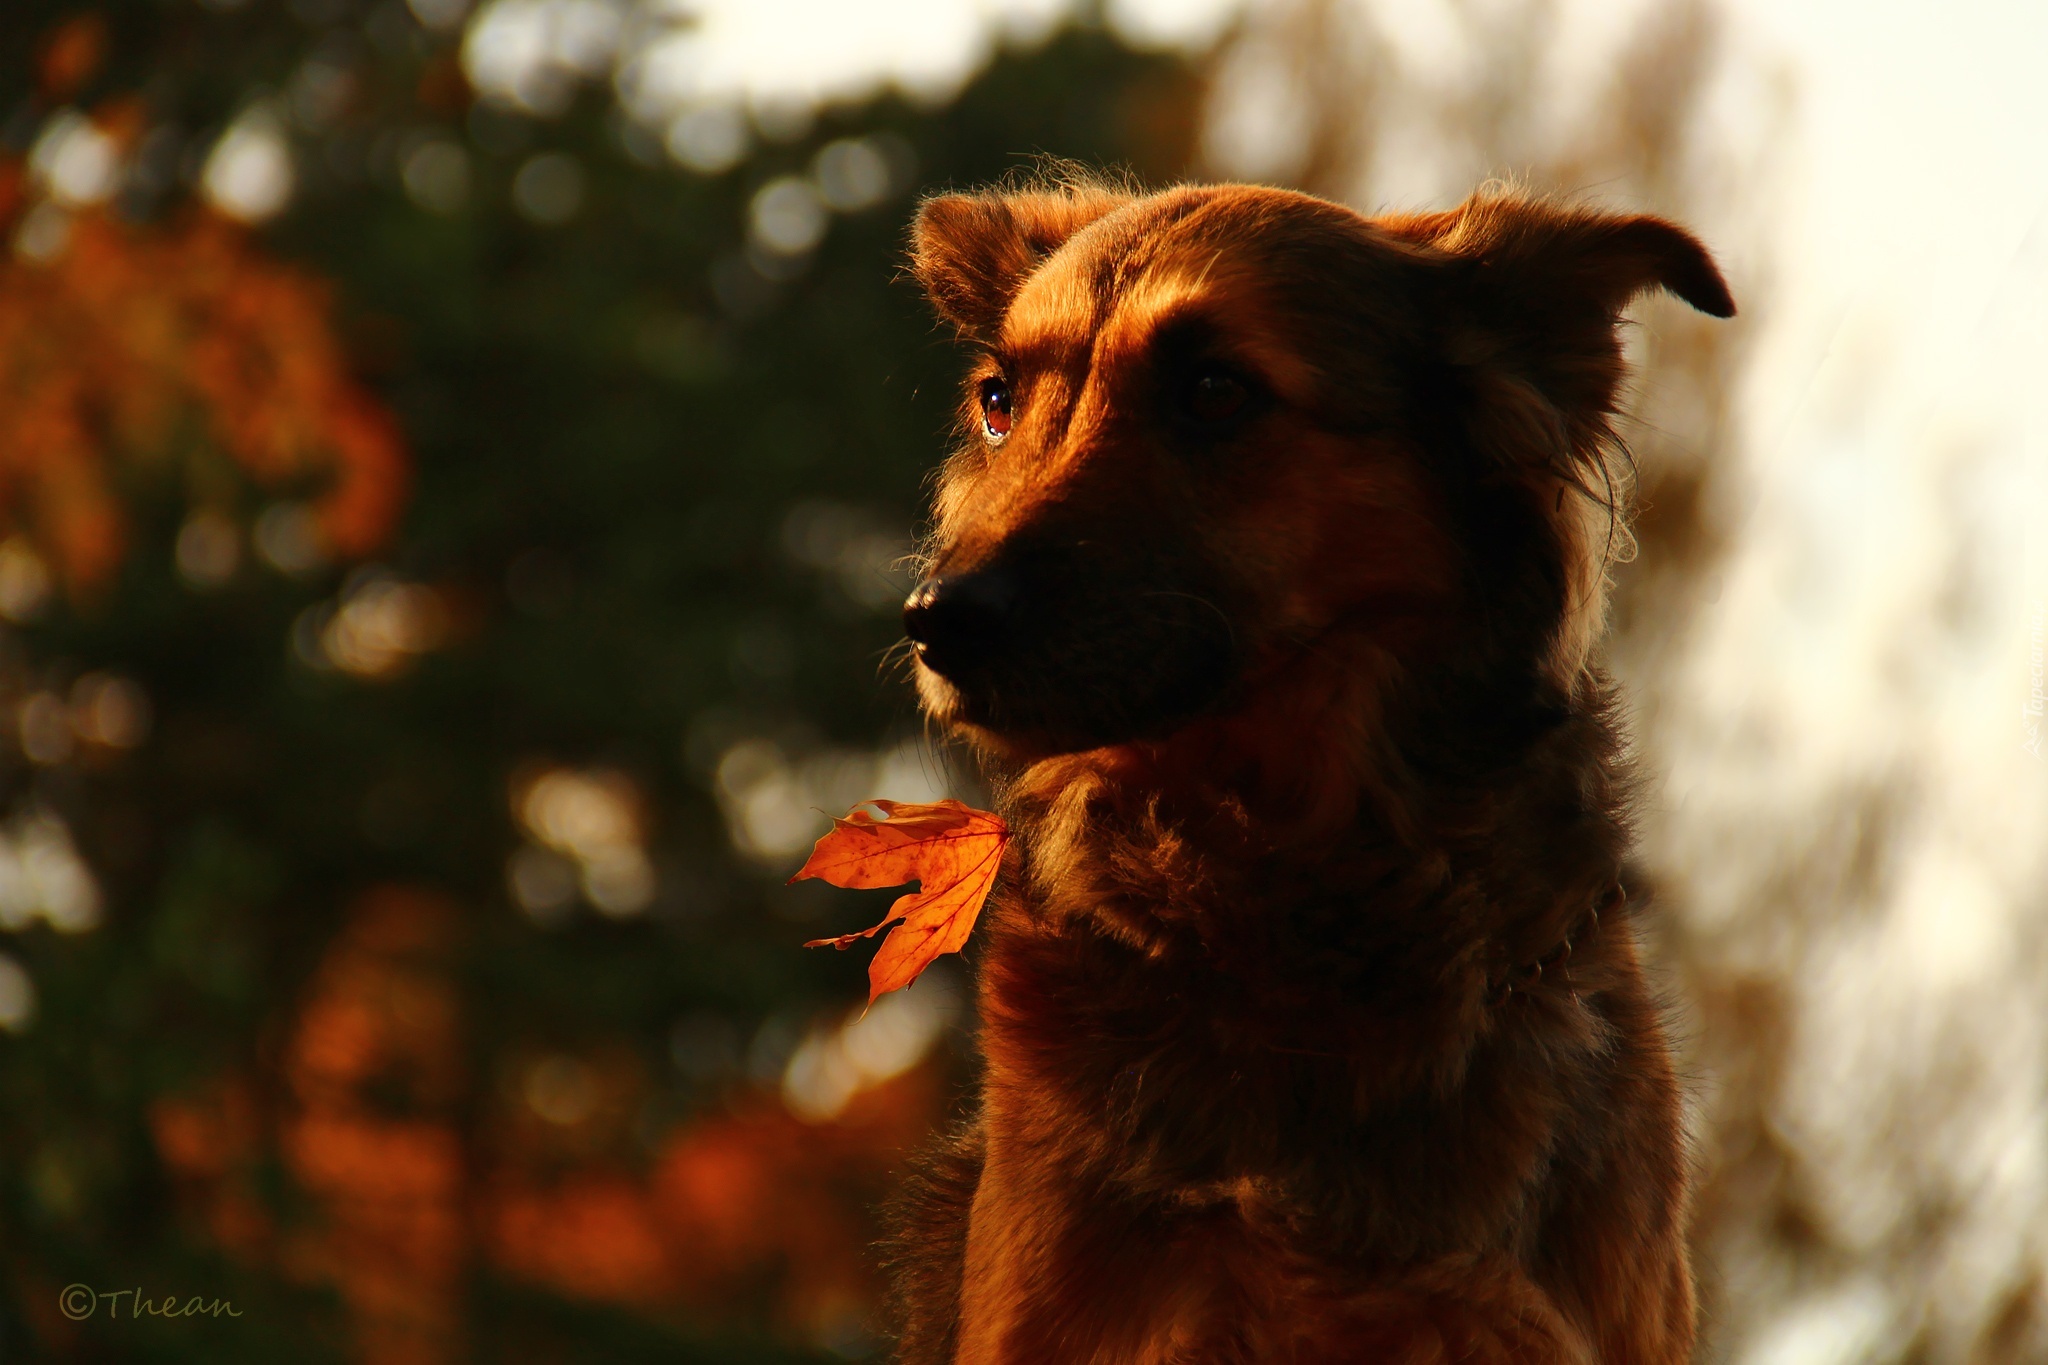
[903,571,1017,675]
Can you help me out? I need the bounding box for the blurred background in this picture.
[0,0,2040,1360]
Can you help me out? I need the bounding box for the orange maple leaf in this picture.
[793,798,1009,1005]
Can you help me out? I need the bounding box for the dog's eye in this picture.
[978,376,1013,442]
[1185,367,1251,424]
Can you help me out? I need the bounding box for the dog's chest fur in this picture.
[888,697,1695,1365]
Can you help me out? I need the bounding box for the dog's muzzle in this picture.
[901,547,1238,750]
[902,570,1019,680]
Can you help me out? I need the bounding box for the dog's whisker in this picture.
[1136,589,1238,654]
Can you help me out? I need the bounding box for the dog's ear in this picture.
[1379,191,1733,685]
[910,186,1130,340]
[1383,190,1733,423]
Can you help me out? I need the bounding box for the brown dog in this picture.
[885,177,1732,1365]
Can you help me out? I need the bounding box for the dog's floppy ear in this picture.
[1380,190,1732,685]
[910,185,1130,340]
[1383,190,1733,423]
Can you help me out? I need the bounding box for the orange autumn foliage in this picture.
[148,1073,272,1256]
[280,887,468,1365]
[795,798,1010,1003]
[152,885,942,1363]
[0,182,408,592]
[37,14,108,102]
[486,1072,937,1335]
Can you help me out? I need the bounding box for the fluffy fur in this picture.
[883,177,1733,1365]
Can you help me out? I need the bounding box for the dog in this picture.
[884,176,1733,1364]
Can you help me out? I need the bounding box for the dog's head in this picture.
[903,179,1732,760]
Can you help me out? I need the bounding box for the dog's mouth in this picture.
[903,558,1238,754]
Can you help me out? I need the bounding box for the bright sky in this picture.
[595,0,1239,110]
[1677,0,2047,838]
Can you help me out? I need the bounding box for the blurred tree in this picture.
[0,3,1198,1361]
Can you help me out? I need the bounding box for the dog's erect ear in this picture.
[1382,190,1734,420]
[910,186,1130,340]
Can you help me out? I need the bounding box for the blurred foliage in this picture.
[0,3,1199,1360]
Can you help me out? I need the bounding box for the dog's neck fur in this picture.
[999,622,1629,951]
[970,627,1635,1250]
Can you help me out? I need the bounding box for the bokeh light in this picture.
[511,766,657,919]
